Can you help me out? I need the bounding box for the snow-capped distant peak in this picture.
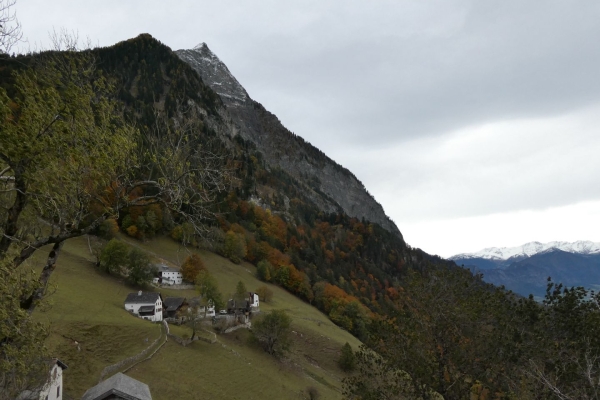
[450,240,600,260]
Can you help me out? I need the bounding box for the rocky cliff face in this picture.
[176,43,401,237]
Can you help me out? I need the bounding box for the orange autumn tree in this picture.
[180,253,206,283]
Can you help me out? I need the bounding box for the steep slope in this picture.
[37,236,359,400]
[176,43,401,237]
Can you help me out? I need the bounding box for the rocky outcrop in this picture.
[176,44,401,237]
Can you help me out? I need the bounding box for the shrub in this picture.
[98,218,119,239]
[256,285,273,303]
[256,260,273,282]
[222,230,247,263]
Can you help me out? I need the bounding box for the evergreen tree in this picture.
[338,342,356,372]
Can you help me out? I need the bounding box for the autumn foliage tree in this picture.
[256,285,273,303]
[180,253,205,283]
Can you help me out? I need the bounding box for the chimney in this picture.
[138,290,142,296]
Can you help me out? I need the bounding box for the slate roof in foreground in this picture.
[124,291,161,304]
[82,372,152,400]
[163,297,185,311]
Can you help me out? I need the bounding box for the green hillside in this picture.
[33,235,360,399]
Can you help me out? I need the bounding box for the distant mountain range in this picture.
[451,241,600,297]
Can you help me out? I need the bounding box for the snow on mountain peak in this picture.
[193,42,208,51]
[450,240,600,260]
[176,42,248,105]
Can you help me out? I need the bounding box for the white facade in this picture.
[155,264,183,285]
[249,292,260,308]
[18,360,66,400]
[161,269,183,285]
[124,291,163,322]
[42,362,64,400]
[206,305,216,317]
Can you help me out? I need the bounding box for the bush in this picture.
[306,386,321,400]
[222,230,247,263]
[126,225,138,238]
[98,218,119,239]
[256,285,273,303]
[256,260,273,282]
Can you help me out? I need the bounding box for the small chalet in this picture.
[227,298,249,314]
[152,264,183,285]
[124,291,163,322]
[227,292,259,314]
[82,373,152,400]
[163,297,185,318]
[188,297,215,317]
[18,358,67,400]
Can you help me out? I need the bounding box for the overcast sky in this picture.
[14,0,600,257]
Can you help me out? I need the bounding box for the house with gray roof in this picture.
[152,263,183,285]
[82,373,152,400]
[163,297,185,318]
[124,291,163,322]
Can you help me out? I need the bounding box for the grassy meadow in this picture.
[31,235,361,399]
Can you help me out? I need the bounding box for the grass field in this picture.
[33,235,361,399]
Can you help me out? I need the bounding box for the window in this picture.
[57,385,60,397]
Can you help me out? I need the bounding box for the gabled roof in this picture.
[155,264,180,273]
[82,373,152,400]
[125,291,161,304]
[164,297,185,311]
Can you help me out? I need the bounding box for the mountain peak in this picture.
[176,42,248,105]
[451,240,600,260]
[193,42,209,51]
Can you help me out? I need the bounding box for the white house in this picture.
[124,291,163,322]
[248,292,260,309]
[18,358,68,400]
[153,264,183,285]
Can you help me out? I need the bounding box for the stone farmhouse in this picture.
[124,291,163,322]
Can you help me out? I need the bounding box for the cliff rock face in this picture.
[176,43,401,237]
